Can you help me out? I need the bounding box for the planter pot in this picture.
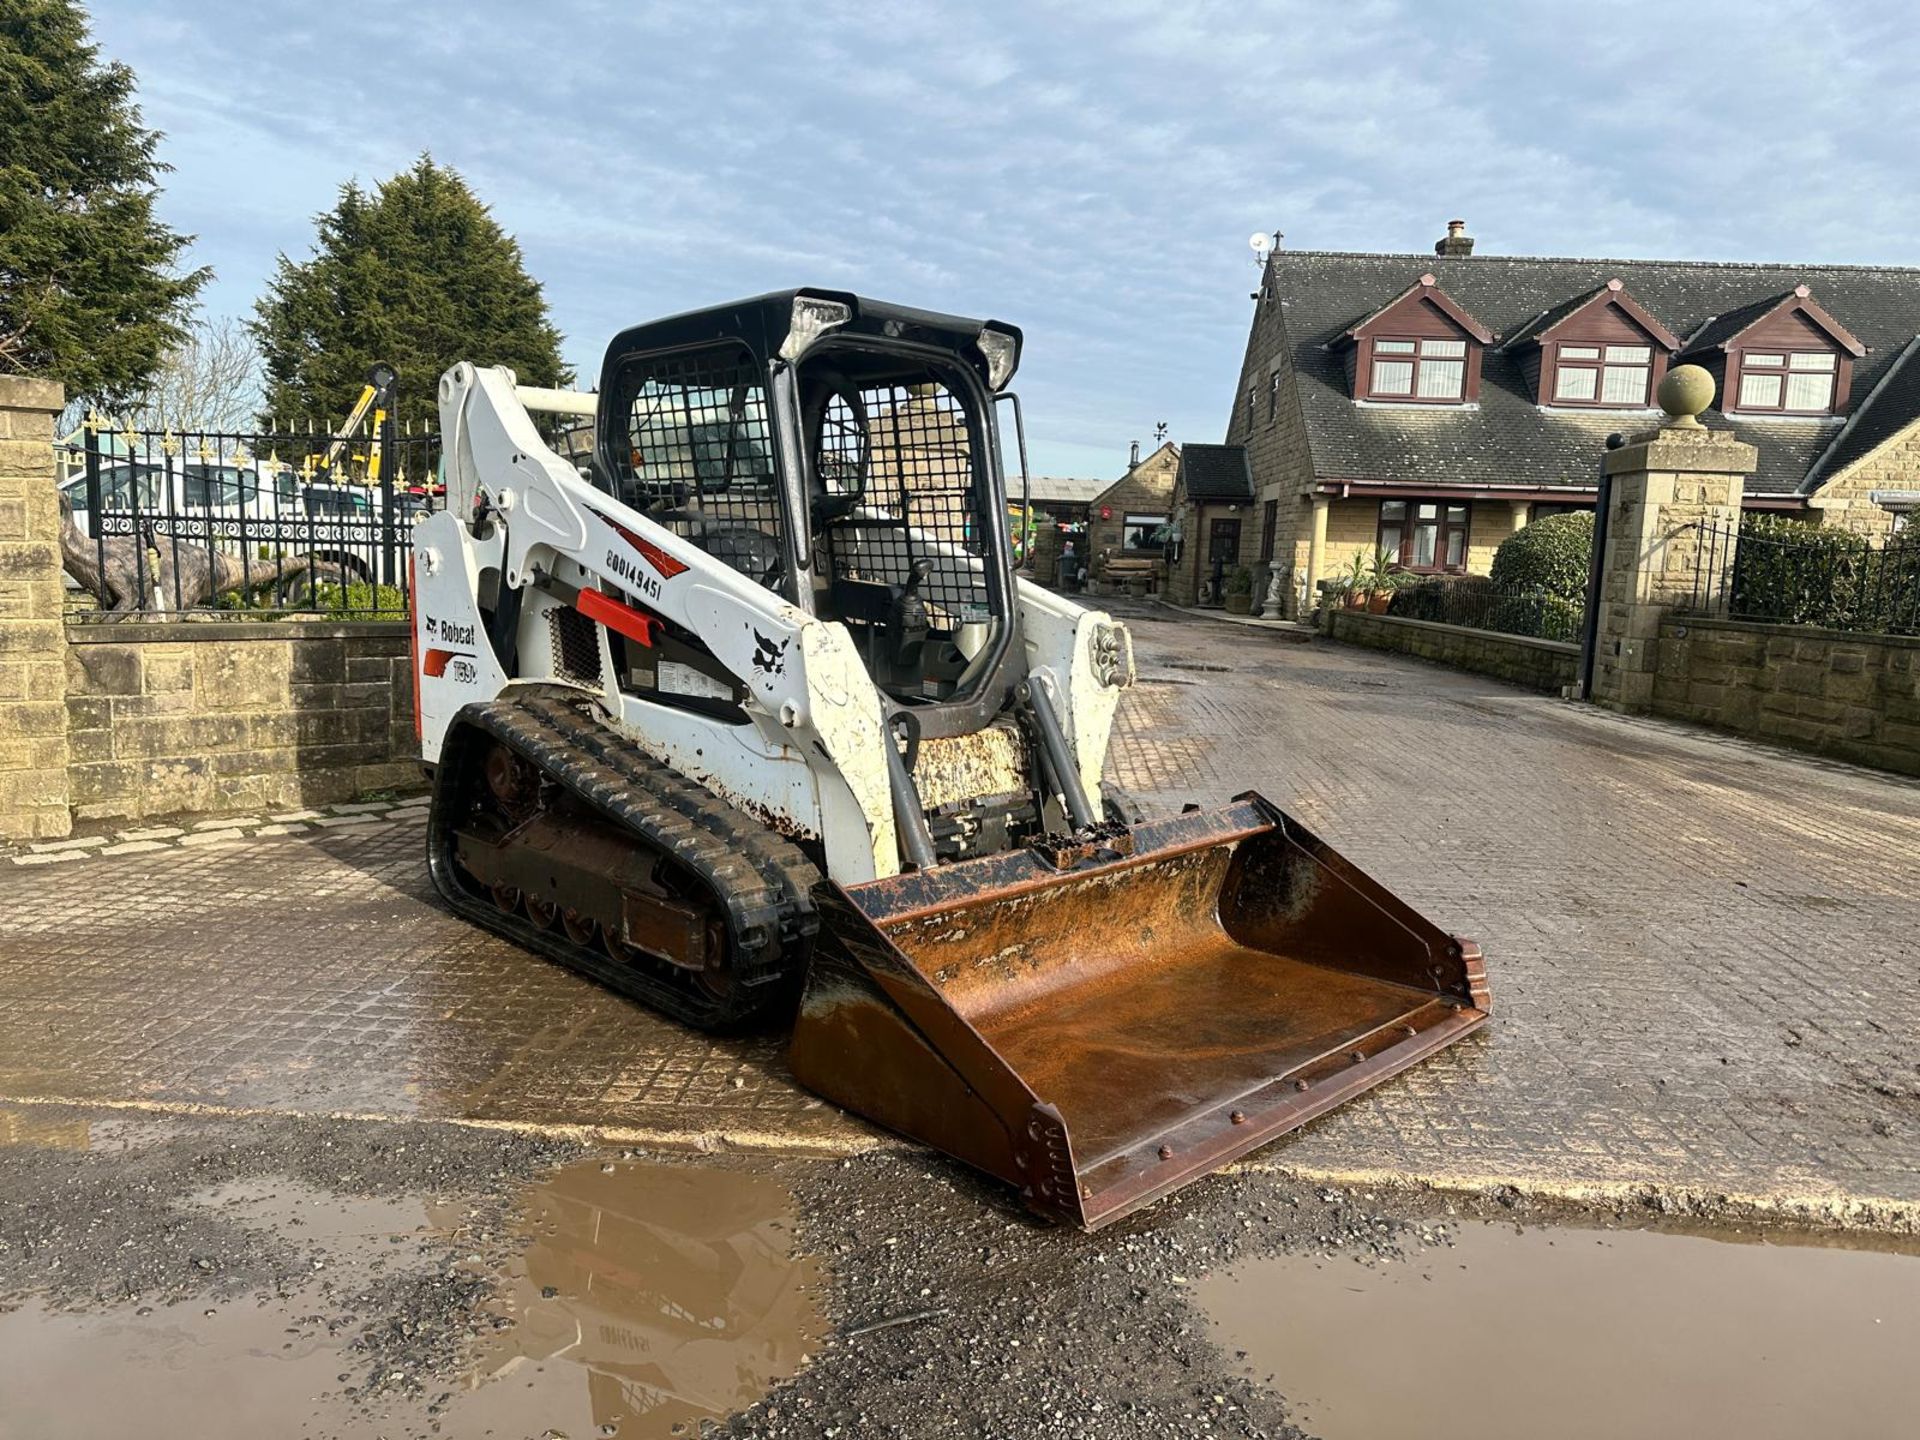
[1366,594,1391,614]
[1223,592,1253,615]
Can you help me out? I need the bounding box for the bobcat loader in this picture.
[414,290,1489,1229]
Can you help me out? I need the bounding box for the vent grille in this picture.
[549,605,604,685]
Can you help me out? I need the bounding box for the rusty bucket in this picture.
[788,795,1489,1229]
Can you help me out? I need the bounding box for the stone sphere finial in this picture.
[1658,363,1715,427]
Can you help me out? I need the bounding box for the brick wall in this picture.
[64,622,419,822]
[1326,608,1578,693]
[1652,616,1920,776]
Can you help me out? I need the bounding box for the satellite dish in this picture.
[1248,233,1270,254]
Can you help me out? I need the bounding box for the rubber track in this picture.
[427,693,821,1030]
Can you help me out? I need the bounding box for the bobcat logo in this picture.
[751,629,792,677]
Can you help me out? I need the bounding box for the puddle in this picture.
[452,1157,825,1439]
[0,1298,349,1439]
[184,1176,432,1248]
[0,1157,822,1439]
[1199,1218,1920,1440]
[0,1106,187,1153]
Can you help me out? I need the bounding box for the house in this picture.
[1195,221,1920,612]
[1084,440,1180,581]
[1166,444,1255,602]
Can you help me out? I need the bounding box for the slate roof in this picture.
[1805,336,1920,488]
[1178,444,1254,501]
[1269,250,1920,496]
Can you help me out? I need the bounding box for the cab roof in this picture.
[598,288,1022,387]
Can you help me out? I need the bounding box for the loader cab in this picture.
[596,290,1026,739]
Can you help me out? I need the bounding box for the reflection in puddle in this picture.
[1200,1218,1920,1440]
[455,1158,824,1439]
[0,1156,821,1439]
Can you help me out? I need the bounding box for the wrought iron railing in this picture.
[56,419,441,621]
[1684,520,1920,637]
[1383,576,1586,643]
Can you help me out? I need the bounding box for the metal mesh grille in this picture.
[548,605,604,684]
[824,382,991,619]
[612,345,783,588]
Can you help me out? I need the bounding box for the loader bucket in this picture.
[789,795,1489,1230]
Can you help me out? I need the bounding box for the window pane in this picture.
[1446,505,1468,524]
[1739,372,1784,408]
[1381,500,1408,521]
[1446,528,1466,567]
[1745,352,1784,368]
[1416,503,1439,520]
[1785,371,1834,410]
[1422,338,1467,358]
[1604,345,1651,364]
[1559,345,1601,360]
[1601,365,1649,404]
[1413,521,1438,567]
[1789,351,1836,371]
[1374,339,1416,354]
[1372,360,1413,394]
[1555,366,1598,401]
[1380,523,1403,557]
[1417,360,1464,398]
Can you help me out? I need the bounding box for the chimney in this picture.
[1129,439,1141,467]
[1435,219,1474,258]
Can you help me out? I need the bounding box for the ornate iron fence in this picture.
[1384,575,1586,643]
[56,417,441,621]
[1685,520,1920,637]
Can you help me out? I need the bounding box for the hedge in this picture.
[1488,511,1593,601]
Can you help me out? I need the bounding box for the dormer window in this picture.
[1685,285,1865,418]
[1371,338,1467,400]
[1337,274,1492,406]
[1734,350,1838,413]
[1508,280,1679,409]
[1552,344,1653,405]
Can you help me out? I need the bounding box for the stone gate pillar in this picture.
[0,376,73,840]
[1591,365,1756,712]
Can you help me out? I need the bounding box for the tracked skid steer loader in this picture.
[414,291,1489,1229]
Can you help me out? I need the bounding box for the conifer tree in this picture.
[253,156,568,423]
[0,0,207,404]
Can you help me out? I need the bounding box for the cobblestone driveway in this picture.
[2,605,1916,1222]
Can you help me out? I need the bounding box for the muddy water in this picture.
[453,1158,825,1439]
[0,1157,822,1439]
[1199,1218,1920,1440]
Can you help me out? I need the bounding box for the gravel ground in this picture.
[2,1105,1894,1439]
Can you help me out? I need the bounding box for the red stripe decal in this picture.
[422,647,468,678]
[575,587,659,647]
[589,507,690,579]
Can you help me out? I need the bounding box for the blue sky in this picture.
[89,0,1920,477]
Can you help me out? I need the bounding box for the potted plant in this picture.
[1362,548,1402,613]
[1223,566,1255,615]
[1340,552,1373,609]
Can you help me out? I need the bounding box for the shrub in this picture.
[1225,566,1253,596]
[1488,590,1583,641]
[1489,511,1593,601]
[312,580,408,618]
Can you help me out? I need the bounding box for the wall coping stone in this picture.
[66,620,411,645]
[1336,609,1580,656]
[1662,614,1920,654]
[0,374,66,412]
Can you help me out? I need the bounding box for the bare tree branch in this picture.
[131,316,262,432]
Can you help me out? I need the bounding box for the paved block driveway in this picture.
[3,604,1916,1221]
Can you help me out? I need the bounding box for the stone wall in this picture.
[1326,608,1578,693]
[65,622,419,822]
[1810,414,1920,540]
[0,376,72,840]
[1652,616,1920,776]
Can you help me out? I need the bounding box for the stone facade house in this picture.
[1203,222,1920,614]
[1084,441,1179,580]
